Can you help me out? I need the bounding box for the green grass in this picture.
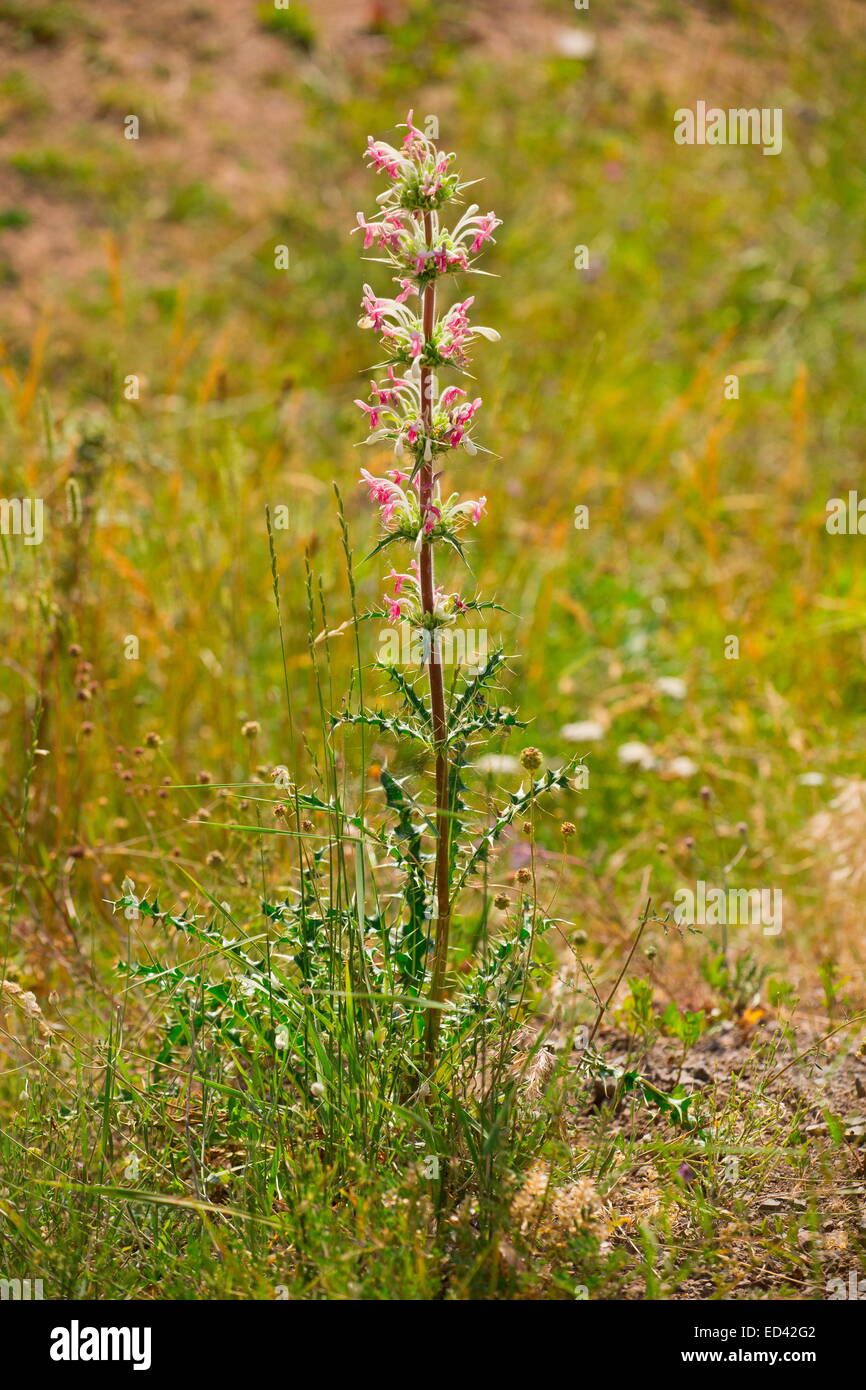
[0,69,50,128]
[1,0,865,1300]
[256,2,315,53]
[0,1,90,47]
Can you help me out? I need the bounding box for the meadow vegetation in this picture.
[1,0,865,1299]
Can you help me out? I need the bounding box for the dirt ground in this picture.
[4,0,866,330]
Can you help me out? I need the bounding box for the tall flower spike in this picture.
[353,114,501,1055]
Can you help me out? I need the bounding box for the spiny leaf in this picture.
[331,709,430,747]
[373,662,432,725]
[453,762,577,893]
[449,648,509,724]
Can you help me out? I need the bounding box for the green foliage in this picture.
[700,950,771,1015]
[661,1001,706,1050]
[257,2,315,52]
[1,0,865,1303]
[0,1,88,47]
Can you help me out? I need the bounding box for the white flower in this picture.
[797,772,825,787]
[475,754,521,775]
[666,756,698,778]
[561,720,605,743]
[310,1081,325,1099]
[656,676,687,699]
[555,29,597,59]
[274,1027,289,1050]
[617,741,656,770]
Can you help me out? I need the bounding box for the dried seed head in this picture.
[510,1161,606,1249]
[561,821,576,838]
[241,720,260,739]
[0,980,54,1039]
[520,746,543,771]
[515,867,532,885]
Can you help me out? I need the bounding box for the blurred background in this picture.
[2,0,866,1009]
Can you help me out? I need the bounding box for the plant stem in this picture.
[588,898,655,1047]
[418,211,451,1058]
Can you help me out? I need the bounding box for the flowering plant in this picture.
[338,113,575,1058]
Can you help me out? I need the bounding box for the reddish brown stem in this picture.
[417,212,451,1058]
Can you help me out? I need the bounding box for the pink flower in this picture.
[354,399,380,428]
[354,115,500,583]
[402,109,426,151]
[365,137,403,178]
[471,212,501,253]
[360,468,397,506]
[352,210,407,253]
[359,285,388,332]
